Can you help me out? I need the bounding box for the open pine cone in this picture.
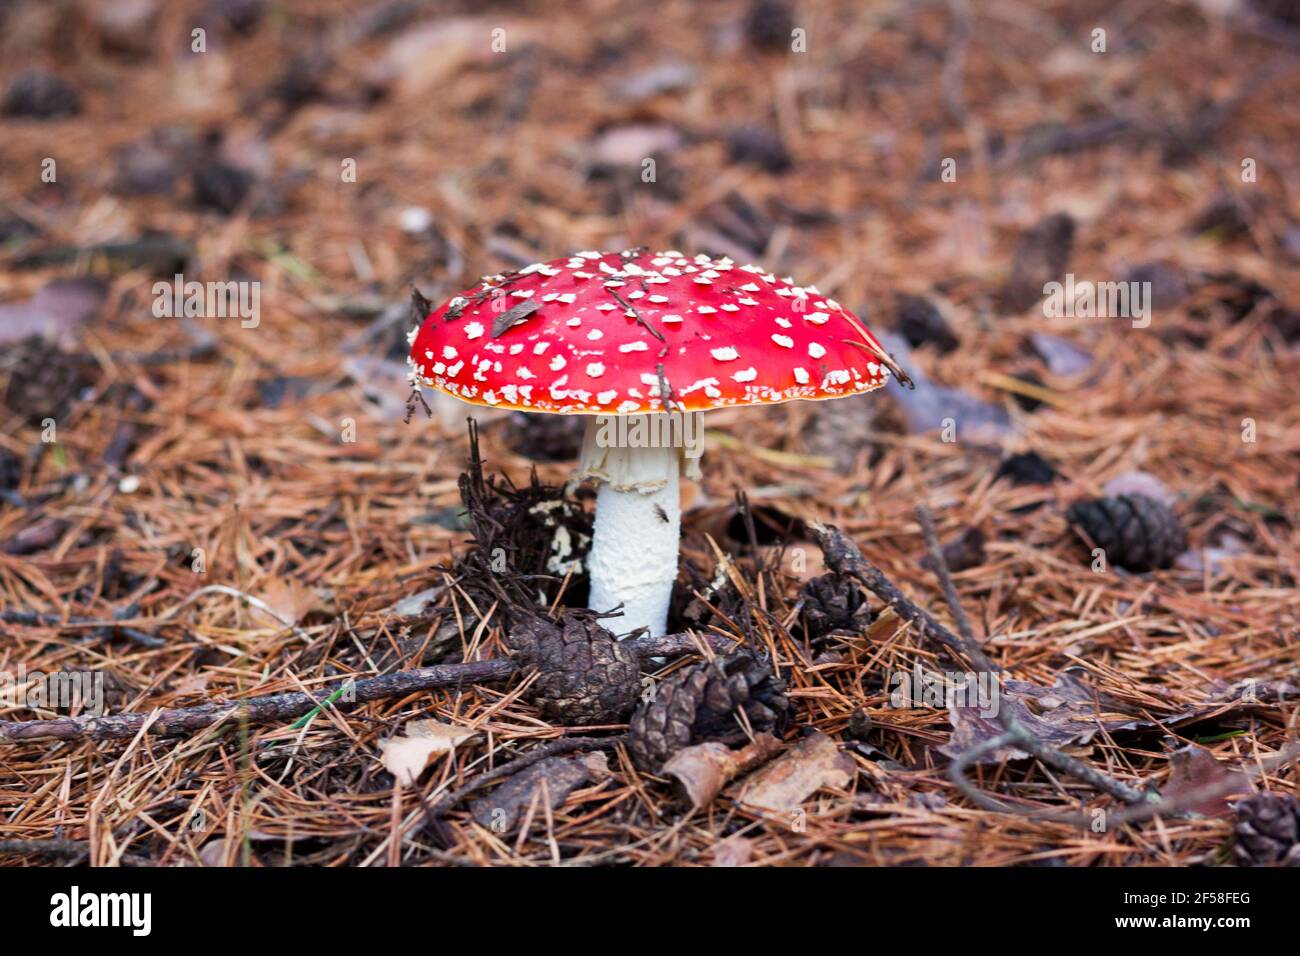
[1233,793,1300,866]
[628,650,788,770]
[507,612,640,725]
[799,573,872,640]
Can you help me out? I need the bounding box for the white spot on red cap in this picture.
[732,367,757,382]
[808,342,826,358]
[711,346,739,361]
[465,322,484,340]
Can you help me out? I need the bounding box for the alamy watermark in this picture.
[593,411,703,461]
[888,662,999,718]
[50,886,151,936]
[0,666,104,715]
[152,273,260,328]
[1043,273,1151,329]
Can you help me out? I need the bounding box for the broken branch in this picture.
[0,630,739,744]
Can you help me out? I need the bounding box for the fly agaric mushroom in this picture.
[407,249,905,638]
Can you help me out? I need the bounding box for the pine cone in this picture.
[2,338,93,426]
[510,613,640,725]
[628,664,704,770]
[744,0,794,51]
[1066,494,1186,572]
[1233,793,1300,866]
[895,294,958,354]
[800,573,872,640]
[628,651,788,770]
[998,212,1075,313]
[0,445,21,492]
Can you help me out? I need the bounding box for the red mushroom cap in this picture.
[407,249,893,415]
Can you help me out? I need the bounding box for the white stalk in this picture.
[577,413,702,638]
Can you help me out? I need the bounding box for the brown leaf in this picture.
[711,835,754,867]
[492,297,541,337]
[589,123,684,168]
[941,672,1217,764]
[662,733,783,809]
[368,19,506,101]
[470,751,608,833]
[737,731,854,814]
[196,837,261,867]
[171,673,210,697]
[0,278,107,347]
[253,577,322,627]
[379,719,478,785]
[1161,745,1251,818]
[198,838,233,867]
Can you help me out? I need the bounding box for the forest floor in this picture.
[0,0,1297,866]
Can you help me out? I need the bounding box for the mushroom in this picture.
[407,249,904,638]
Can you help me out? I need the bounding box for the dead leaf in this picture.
[588,123,684,168]
[737,731,854,814]
[380,719,478,785]
[1161,745,1251,818]
[875,332,1011,442]
[383,586,445,619]
[1102,471,1176,508]
[866,606,906,643]
[343,355,421,423]
[196,837,261,867]
[611,61,698,101]
[470,751,608,833]
[171,673,210,697]
[1030,332,1095,377]
[942,672,1218,764]
[711,835,754,867]
[662,733,783,809]
[368,19,506,101]
[253,577,322,627]
[0,277,107,347]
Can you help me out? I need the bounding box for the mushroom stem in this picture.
[579,414,699,638]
